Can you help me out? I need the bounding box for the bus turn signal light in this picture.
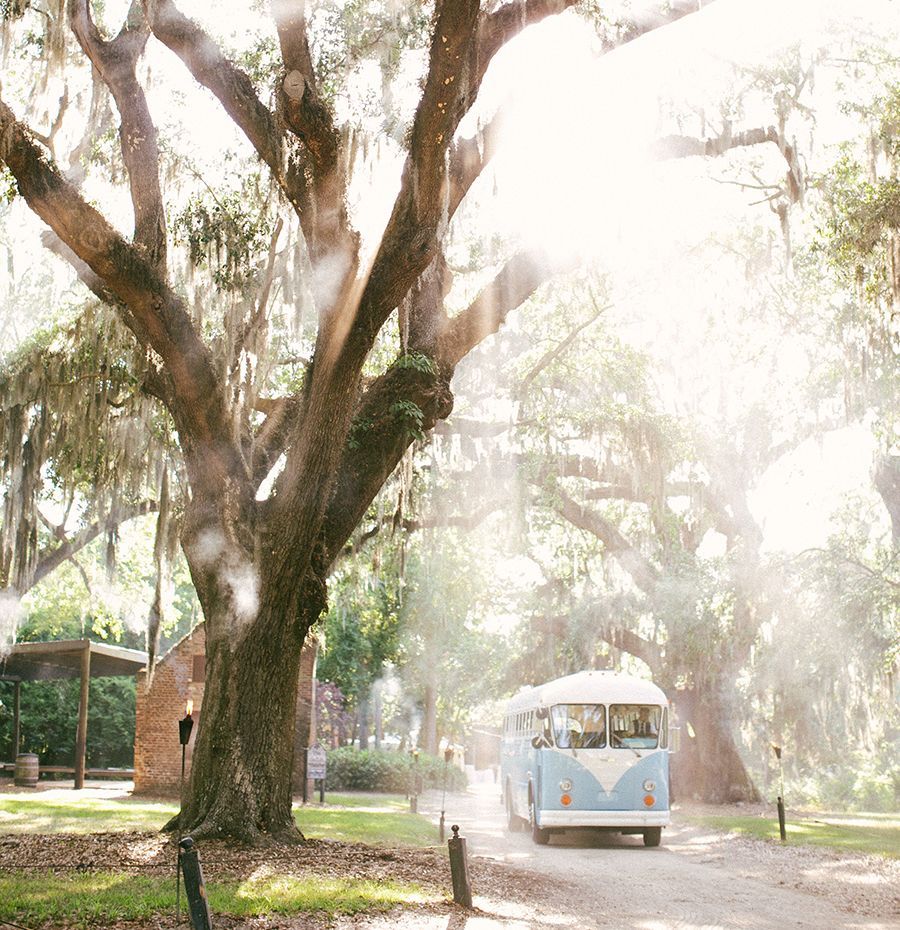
[560,793,572,806]
[644,794,655,807]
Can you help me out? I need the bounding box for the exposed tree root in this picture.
[164,809,305,846]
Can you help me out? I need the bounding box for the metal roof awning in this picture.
[1,639,148,790]
[0,639,148,681]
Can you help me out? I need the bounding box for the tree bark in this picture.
[422,681,438,756]
[357,693,371,751]
[174,559,322,842]
[670,685,760,804]
[874,453,900,546]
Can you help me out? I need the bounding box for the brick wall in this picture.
[292,636,318,794]
[133,625,317,796]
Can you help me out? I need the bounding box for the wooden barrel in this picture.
[13,753,38,787]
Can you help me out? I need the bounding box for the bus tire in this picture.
[643,827,662,847]
[506,787,524,832]
[529,793,550,845]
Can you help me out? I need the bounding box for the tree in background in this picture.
[313,680,353,748]
[405,42,900,803]
[317,552,403,749]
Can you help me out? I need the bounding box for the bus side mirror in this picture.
[532,734,551,749]
[535,706,548,720]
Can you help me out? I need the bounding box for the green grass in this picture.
[320,792,408,810]
[295,805,437,846]
[683,810,900,858]
[0,796,178,833]
[0,870,434,925]
[0,789,437,846]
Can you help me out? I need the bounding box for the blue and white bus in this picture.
[500,670,670,847]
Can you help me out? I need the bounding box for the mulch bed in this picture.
[0,831,556,927]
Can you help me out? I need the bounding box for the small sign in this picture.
[306,745,327,781]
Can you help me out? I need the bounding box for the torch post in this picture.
[177,702,195,925]
[439,746,452,842]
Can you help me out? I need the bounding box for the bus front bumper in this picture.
[537,810,670,828]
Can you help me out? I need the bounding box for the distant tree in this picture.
[313,680,353,748]
[317,554,403,749]
[814,81,900,543]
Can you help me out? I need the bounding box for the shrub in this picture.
[324,748,467,793]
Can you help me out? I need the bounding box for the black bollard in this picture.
[777,796,787,841]
[448,824,473,908]
[179,837,214,930]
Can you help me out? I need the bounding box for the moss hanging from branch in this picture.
[0,302,176,592]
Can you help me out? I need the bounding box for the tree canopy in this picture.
[1,0,897,834]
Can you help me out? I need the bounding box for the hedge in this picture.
[324,748,468,793]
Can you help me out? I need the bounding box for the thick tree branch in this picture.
[250,394,302,488]
[653,124,804,204]
[29,500,159,591]
[438,249,572,366]
[353,1,589,355]
[476,1,579,88]
[40,229,119,306]
[446,2,716,227]
[69,0,167,270]
[270,3,357,263]
[447,111,504,219]
[555,488,660,593]
[321,363,454,566]
[596,624,662,672]
[142,0,313,236]
[0,99,248,497]
[608,0,712,48]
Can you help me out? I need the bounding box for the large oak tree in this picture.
[0,0,710,841]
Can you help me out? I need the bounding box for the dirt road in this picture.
[407,782,899,930]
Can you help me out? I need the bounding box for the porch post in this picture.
[12,681,20,756]
[74,642,91,790]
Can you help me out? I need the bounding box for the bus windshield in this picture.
[551,703,606,749]
[610,704,662,748]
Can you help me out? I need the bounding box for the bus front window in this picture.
[550,704,606,749]
[610,704,662,748]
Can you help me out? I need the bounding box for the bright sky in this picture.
[484,0,897,258]
[477,0,897,554]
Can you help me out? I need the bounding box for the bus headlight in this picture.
[643,779,656,792]
[559,778,573,791]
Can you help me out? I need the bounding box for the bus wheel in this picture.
[643,827,662,847]
[506,789,524,832]
[529,794,550,845]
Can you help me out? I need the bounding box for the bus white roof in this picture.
[505,671,667,712]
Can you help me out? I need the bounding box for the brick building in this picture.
[133,624,317,795]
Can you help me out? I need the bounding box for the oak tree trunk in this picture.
[174,515,327,843]
[422,681,438,755]
[358,694,371,751]
[670,685,760,804]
